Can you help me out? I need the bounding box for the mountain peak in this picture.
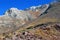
[4,4,50,19]
[30,5,42,10]
[10,8,23,11]
[25,4,49,12]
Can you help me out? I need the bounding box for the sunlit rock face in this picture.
[0,4,49,34]
[5,8,33,25]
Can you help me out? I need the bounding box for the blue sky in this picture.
[0,0,55,15]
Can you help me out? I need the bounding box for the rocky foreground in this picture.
[0,23,60,40]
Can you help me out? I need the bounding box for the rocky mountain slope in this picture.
[0,1,60,40]
[0,4,49,34]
